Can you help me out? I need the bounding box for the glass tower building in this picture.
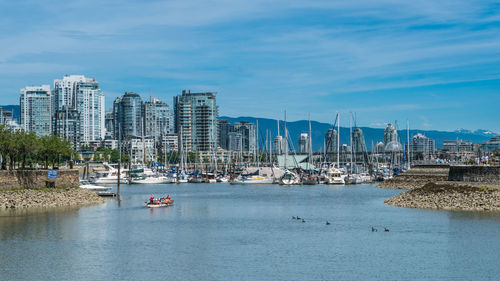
[143,97,171,144]
[174,90,218,152]
[113,92,144,141]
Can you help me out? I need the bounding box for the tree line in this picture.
[0,125,75,170]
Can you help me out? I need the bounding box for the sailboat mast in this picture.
[337,112,340,168]
[308,113,312,169]
[284,111,287,170]
[349,112,353,174]
[256,119,259,168]
[407,119,410,170]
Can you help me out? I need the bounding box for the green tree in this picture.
[0,125,11,169]
[16,131,40,169]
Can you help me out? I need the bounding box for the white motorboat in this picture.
[79,180,112,191]
[326,168,345,185]
[131,176,175,184]
[91,163,128,184]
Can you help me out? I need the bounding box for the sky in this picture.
[1,0,499,132]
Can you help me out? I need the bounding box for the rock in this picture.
[0,188,105,209]
[385,182,500,211]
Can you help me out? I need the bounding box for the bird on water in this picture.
[372,227,377,232]
[326,221,331,225]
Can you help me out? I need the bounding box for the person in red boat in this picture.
[149,194,154,204]
[167,194,171,200]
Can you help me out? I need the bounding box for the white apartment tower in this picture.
[53,75,105,144]
[20,85,52,136]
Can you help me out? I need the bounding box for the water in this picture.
[1,183,500,280]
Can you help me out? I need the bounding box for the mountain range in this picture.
[1,104,495,151]
[221,116,497,151]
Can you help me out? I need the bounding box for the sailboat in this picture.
[177,126,189,183]
[301,114,318,185]
[279,111,300,185]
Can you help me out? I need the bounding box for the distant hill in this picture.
[0,105,20,122]
[220,116,497,151]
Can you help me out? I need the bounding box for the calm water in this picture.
[1,183,500,280]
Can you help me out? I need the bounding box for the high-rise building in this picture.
[113,92,143,141]
[143,97,170,144]
[228,132,243,151]
[233,121,256,153]
[273,135,283,154]
[383,123,402,152]
[53,75,96,110]
[20,85,52,136]
[53,75,105,144]
[298,133,309,154]
[325,128,338,153]
[383,123,398,145]
[352,128,368,163]
[352,128,367,154]
[77,85,105,142]
[104,111,114,139]
[54,107,80,148]
[217,119,232,150]
[410,133,435,159]
[174,90,218,152]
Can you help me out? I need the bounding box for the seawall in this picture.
[377,166,449,190]
[384,165,500,211]
[448,166,500,184]
[0,169,79,190]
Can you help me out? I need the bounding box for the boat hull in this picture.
[131,177,175,184]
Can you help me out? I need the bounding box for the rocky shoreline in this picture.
[385,182,500,211]
[0,188,106,209]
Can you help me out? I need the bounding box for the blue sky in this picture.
[1,0,499,132]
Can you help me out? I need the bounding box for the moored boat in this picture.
[79,180,112,192]
[230,176,274,185]
[131,175,175,184]
[279,170,300,185]
[326,168,345,185]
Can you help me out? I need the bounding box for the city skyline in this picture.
[0,1,499,132]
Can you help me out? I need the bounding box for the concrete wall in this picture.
[448,166,500,184]
[0,169,79,190]
[412,164,450,169]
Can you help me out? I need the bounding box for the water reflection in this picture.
[0,206,81,241]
